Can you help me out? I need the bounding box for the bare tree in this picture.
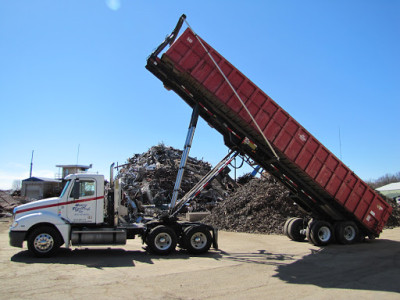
[12,180,21,191]
[366,171,400,189]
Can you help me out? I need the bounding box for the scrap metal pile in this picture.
[204,175,400,234]
[0,191,26,217]
[203,175,307,234]
[117,144,233,212]
[384,196,400,228]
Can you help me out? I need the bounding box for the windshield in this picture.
[60,180,71,197]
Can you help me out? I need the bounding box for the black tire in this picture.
[287,218,306,242]
[27,226,62,258]
[308,220,333,246]
[306,219,316,245]
[146,225,177,255]
[183,225,212,254]
[178,234,187,250]
[283,217,296,238]
[335,221,359,244]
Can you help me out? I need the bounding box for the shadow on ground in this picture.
[219,249,297,266]
[273,239,400,294]
[218,238,400,294]
[10,247,222,269]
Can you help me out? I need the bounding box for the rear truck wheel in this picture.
[306,219,315,244]
[183,225,212,254]
[27,226,62,258]
[335,221,359,244]
[307,220,333,246]
[146,225,177,255]
[283,217,296,238]
[287,218,306,242]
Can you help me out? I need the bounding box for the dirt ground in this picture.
[1,218,399,300]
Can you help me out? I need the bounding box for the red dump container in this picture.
[154,28,392,236]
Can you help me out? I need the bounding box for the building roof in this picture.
[376,182,400,192]
[376,182,400,199]
[56,164,92,169]
[22,177,62,183]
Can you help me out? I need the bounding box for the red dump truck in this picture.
[146,15,392,246]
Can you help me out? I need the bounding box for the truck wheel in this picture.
[283,217,296,238]
[335,221,359,244]
[287,218,306,242]
[27,226,62,258]
[308,220,333,246]
[306,220,316,245]
[183,225,212,254]
[146,225,177,255]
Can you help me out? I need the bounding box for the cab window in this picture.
[60,180,70,197]
[70,180,95,198]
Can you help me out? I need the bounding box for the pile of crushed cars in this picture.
[116,144,235,214]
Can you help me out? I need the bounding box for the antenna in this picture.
[29,150,34,178]
[76,144,80,165]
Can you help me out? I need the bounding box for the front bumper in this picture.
[9,231,26,248]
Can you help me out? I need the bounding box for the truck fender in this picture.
[13,211,71,248]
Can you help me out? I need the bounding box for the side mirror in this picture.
[72,179,80,199]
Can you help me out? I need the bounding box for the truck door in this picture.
[67,178,97,223]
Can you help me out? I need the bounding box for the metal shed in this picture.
[21,177,62,200]
[376,182,400,204]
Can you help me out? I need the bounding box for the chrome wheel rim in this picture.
[343,226,356,241]
[34,233,54,253]
[190,232,207,250]
[154,232,172,251]
[318,226,331,242]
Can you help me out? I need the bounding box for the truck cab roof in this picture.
[64,173,104,180]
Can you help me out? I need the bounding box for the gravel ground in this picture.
[1,218,400,299]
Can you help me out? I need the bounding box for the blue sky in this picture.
[0,0,399,189]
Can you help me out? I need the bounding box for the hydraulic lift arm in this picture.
[170,150,239,217]
[170,104,200,212]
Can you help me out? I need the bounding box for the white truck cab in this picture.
[9,174,107,256]
[9,172,217,257]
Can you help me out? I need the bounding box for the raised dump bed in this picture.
[146,16,392,245]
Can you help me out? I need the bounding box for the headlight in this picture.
[11,220,18,228]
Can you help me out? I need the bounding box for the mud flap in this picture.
[212,227,218,249]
